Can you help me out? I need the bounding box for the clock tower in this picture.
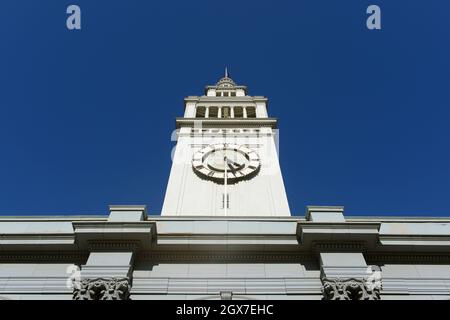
[162,71,291,216]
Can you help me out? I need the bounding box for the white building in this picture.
[0,73,449,300]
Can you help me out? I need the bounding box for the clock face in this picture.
[192,143,260,184]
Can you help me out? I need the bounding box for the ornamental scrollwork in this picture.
[72,278,131,300]
[322,278,381,300]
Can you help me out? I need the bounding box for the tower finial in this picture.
[225,67,228,78]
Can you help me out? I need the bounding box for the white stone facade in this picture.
[0,74,449,300]
[0,206,450,300]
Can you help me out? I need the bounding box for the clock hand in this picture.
[225,157,238,167]
[231,160,241,167]
[226,158,243,169]
[224,157,238,177]
[227,162,237,177]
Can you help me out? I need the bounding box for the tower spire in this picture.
[225,67,228,78]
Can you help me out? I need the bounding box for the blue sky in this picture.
[0,1,449,216]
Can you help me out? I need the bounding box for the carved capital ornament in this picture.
[73,278,131,300]
[322,278,381,300]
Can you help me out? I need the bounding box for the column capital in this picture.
[322,277,381,300]
[73,278,131,300]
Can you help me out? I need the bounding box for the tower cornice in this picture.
[184,96,268,103]
[175,117,278,129]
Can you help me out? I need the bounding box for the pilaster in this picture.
[72,205,150,300]
[306,206,382,300]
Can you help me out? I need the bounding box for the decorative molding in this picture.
[72,221,156,250]
[87,240,141,251]
[176,118,278,129]
[73,278,131,300]
[72,221,155,230]
[0,234,74,245]
[137,252,317,263]
[321,278,381,300]
[297,222,380,247]
[381,278,450,295]
[0,277,73,294]
[183,133,272,138]
[379,235,450,246]
[312,241,365,252]
[0,252,89,263]
[365,253,450,264]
